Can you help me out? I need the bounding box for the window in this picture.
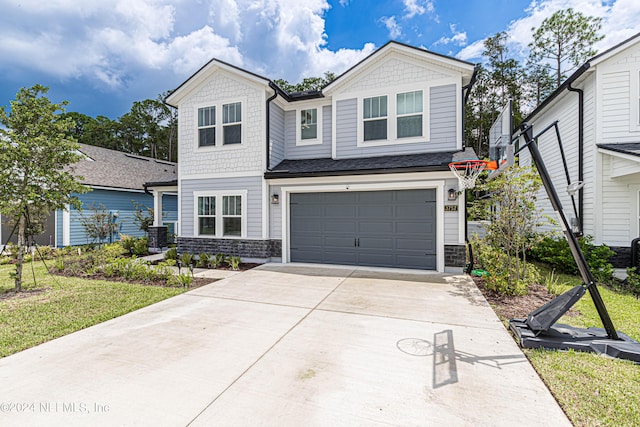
[223,102,242,145]
[198,106,216,147]
[363,96,388,141]
[195,193,245,238]
[301,108,318,140]
[197,196,216,235]
[397,90,423,138]
[222,195,242,236]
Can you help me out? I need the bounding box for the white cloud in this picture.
[380,16,402,39]
[434,24,467,47]
[403,0,434,19]
[456,0,640,62]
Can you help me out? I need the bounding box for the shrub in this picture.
[168,273,192,288]
[179,252,194,267]
[211,253,227,269]
[528,235,614,282]
[624,268,640,296]
[119,234,136,253]
[227,255,241,271]
[196,253,210,268]
[164,247,178,261]
[473,237,540,296]
[132,237,149,256]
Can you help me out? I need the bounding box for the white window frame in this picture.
[356,85,428,147]
[396,90,424,139]
[193,190,248,239]
[195,98,245,151]
[296,107,323,146]
[197,106,216,147]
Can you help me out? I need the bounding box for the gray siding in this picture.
[335,98,359,158]
[283,106,332,159]
[180,176,263,239]
[269,104,285,168]
[269,184,282,239]
[335,85,459,159]
[430,84,457,149]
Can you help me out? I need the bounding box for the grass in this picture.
[0,261,185,358]
[526,266,640,427]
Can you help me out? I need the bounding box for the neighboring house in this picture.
[517,32,640,267]
[164,41,479,271]
[0,144,178,248]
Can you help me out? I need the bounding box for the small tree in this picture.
[0,85,89,291]
[132,201,154,235]
[78,204,119,245]
[470,166,547,294]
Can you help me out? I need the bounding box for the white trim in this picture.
[267,171,455,186]
[193,190,248,239]
[180,171,264,181]
[261,179,269,239]
[458,192,466,244]
[62,205,70,247]
[598,147,640,164]
[88,185,147,194]
[296,107,323,146]
[280,180,446,272]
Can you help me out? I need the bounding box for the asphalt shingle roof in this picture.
[598,143,640,157]
[72,144,177,191]
[264,150,477,178]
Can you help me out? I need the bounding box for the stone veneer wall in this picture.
[179,238,467,269]
[444,244,466,268]
[178,237,282,259]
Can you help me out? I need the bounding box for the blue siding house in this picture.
[55,144,177,247]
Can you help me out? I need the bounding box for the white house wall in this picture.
[600,155,639,245]
[520,88,582,236]
[178,69,265,178]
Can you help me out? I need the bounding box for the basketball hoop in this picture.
[448,160,494,190]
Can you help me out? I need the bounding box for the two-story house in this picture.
[164,41,478,271]
[518,32,640,267]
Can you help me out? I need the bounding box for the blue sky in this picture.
[0,0,638,119]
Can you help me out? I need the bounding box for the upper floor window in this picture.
[296,106,323,146]
[301,108,318,140]
[198,106,216,147]
[397,90,423,138]
[363,96,388,141]
[223,102,242,145]
[197,101,243,148]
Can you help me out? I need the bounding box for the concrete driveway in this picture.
[0,264,570,426]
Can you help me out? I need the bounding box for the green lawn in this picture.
[526,269,640,427]
[0,262,185,358]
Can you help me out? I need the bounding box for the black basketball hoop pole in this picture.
[516,123,619,340]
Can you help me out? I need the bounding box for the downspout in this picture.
[265,82,281,171]
[567,83,584,234]
[461,64,480,151]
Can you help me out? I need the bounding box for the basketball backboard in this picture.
[488,100,515,178]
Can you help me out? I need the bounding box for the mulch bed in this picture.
[472,276,580,321]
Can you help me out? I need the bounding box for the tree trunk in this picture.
[15,214,26,292]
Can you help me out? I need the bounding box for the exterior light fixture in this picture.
[271,194,280,204]
[448,188,458,201]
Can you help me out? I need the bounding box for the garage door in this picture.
[290,189,436,270]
